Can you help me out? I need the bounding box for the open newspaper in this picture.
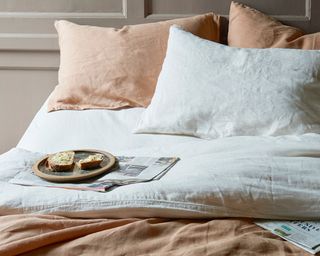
[256,220,320,254]
[10,156,179,192]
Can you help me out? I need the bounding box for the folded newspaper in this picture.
[10,156,179,192]
[256,220,320,254]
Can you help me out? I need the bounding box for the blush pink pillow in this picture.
[228,1,320,49]
[48,14,220,112]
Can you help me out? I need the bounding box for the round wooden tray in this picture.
[33,149,116,183]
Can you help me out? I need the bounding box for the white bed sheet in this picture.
[18,100,200,154]
[1,100,318,219]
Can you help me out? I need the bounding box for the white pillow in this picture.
[134,26,320,139]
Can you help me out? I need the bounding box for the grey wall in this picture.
[0,0,319,153]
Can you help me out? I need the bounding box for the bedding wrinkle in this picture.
[48,14,220,111]
[0,215,312,255]
[0,215,137,256]
[228,1,320,50]
[6,133,320,220]
[135,26,320,138]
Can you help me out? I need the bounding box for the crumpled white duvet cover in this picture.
[1,134,320,219]
[0,102,319,219]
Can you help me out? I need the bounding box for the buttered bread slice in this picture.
[48,151,75,171]
[78,154,104,169]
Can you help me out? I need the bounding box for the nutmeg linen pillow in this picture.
[134,26,320,139]
[48,14,220,112]
[228,1,320,49]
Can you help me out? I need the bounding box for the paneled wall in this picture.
[0,0,319,153]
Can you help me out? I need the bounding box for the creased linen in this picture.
[228,1,320,49]
[134,26,320,139]
[48,14,220,111]
[2,131,320,220]
[0,215,310,256]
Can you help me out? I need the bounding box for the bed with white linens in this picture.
[1,1,320,255]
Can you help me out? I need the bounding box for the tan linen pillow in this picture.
[228,1,320,49]
[48,14,220,112]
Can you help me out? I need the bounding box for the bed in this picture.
[1,1,320,255]
[2,102,318,256]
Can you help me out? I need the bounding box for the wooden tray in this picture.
[33,149,116,183]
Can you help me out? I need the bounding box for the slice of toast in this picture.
[47,151,75,171]
[77,154,104,169]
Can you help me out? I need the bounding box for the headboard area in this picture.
[0,0,319,51]
[0,0,320,153]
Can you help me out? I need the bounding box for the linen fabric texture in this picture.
[135,26,320,139]
[0,215,309,256]
[48,14,220,112]
[228,1,320,49]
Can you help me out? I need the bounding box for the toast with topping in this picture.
[78,154,104,169]
[47,151,75,171]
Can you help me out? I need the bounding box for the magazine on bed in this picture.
[256,220,320,254]
[9,156,179,192]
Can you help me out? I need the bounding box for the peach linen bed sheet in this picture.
[48,14,220,112]
[228,1,320,49]
[0,214,310,256]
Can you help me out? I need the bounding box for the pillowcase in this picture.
[134,26,320,139]
[228,1,320,49]
[47,14,220,112]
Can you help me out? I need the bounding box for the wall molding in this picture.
[0,0,128,19]
[145,0,312,22]
[0,0,318,59]
[306,0,312,19]
[0,12,125,19]
[0,50,59,70]
[0,34,58,51]
[0,0,130,51]
[146,13,311,21]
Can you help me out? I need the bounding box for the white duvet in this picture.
[0,102,320,219]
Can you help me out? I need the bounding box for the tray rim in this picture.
[32,149,116,183]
